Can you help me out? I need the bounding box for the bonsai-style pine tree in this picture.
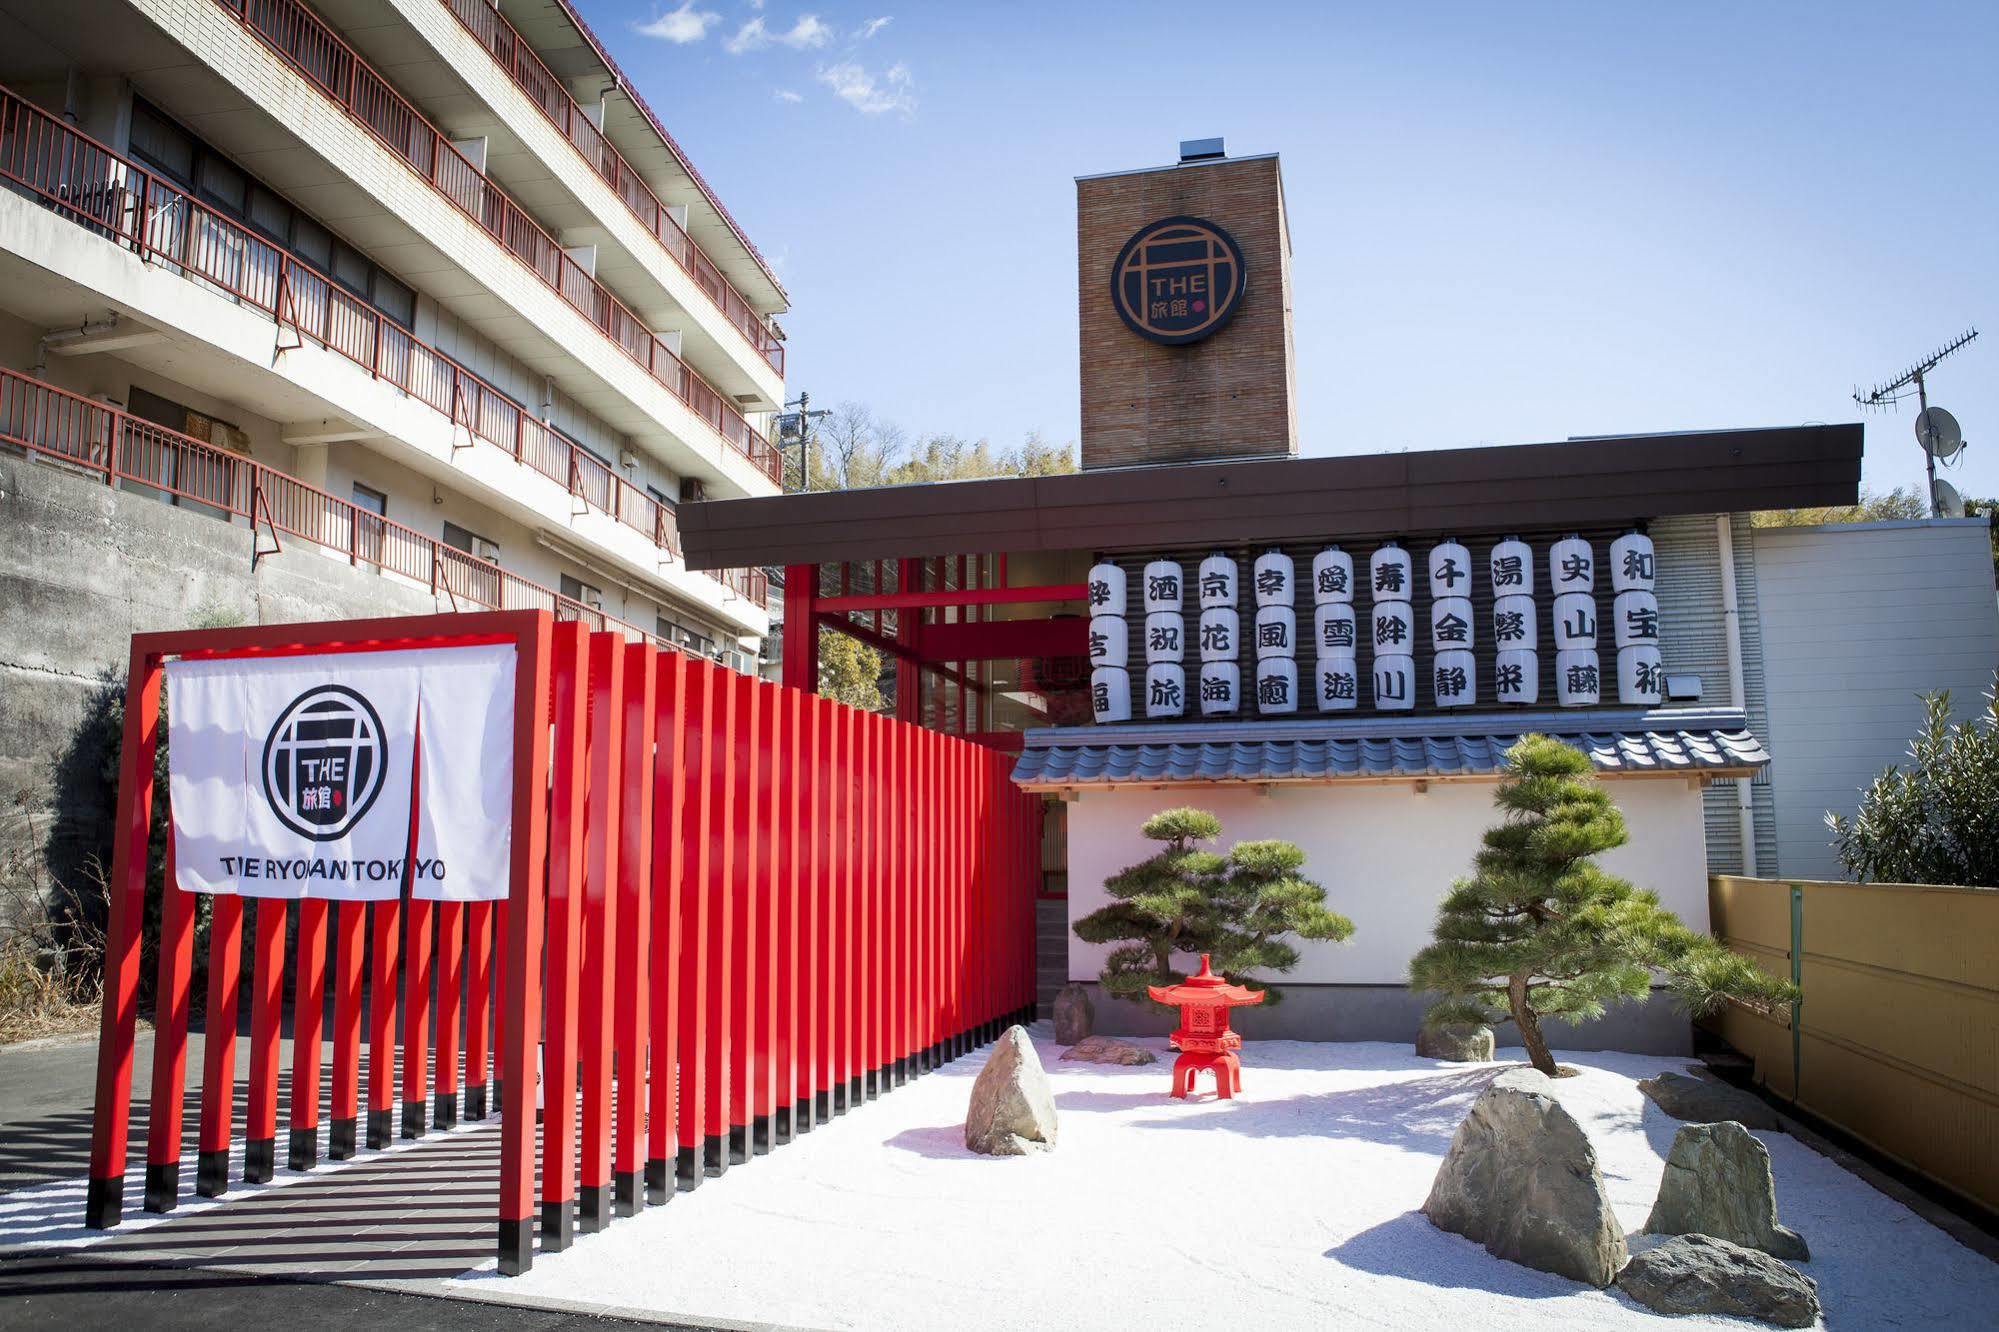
[1073,807,1354,1006]
[1409,735,1796,1076]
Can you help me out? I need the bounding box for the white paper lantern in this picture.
[1613,589,1660,649]
[1087,562,1126,615]
[1431,595,1475,651]
[1618,645,1664,705]
[1495,648,1539,705]
[1252,550,1295,608]
[1610,532,1656,592]
[1556,648,1602,707]
[1433,648,1477,708]
[1312,547,1355,605]
[1198,661,1240,716]
[1254,656,1298,715]
[1315,655,1360,711]
[1428,541,1473,598]
[1313,602,1358,655]
[1492,593,1537,651]
[1253,605,1296,659]
[1090,666,1131,723]
[1087,614,1128,668]
[1549,536,1595,594]
[1371,653,1416,711]
[1141,559,1184,612]
[1143,611,1185,663]
[1371,600,1415,655]
[1370,543,1413,601]
[1489,537,1534,597]
[1197,553,1238,608]
[1197,607,1239,662]
[1552,591,1598,650]
[1144,663,1187,719]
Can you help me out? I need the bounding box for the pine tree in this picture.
[1408,735,1796,1076]
[1073,808,1354,1006]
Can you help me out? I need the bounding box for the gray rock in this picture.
[1422,1067,1628,1286]
[1618,1234,1820,1327]
[1640,1071,1783,1132]
[1053,983,1095,1045]
[1648,1121,1808,1260]
[1416,1023,1495,1063]
[964,1025,1058,1155]
[1059,1035,1156,1066]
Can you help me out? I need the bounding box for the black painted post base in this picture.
[244,1137,275,1184]
[750,1115,771,1155]
[541,1198,575,1251]
[143,1161,178,1213]
[613,1169,643,1217]
[644,1157,672,1205]
[727,1124,749,1164]
[676,1144,704,1189]
[434,1090,457,1130]
[863,1070,880,1100]
[399,1100,426,1139]
[497,1216,533,1277]
[846,1075,864,1106]
[830,1084,848,1115]
[329,1116,358,1160]
[367,1108,392,1150]
[893,1056,910,1086]
[773,1105,794,1146]
[817,1089,834,1119]
[195,1149,229,1198]
[85,1175,122,1229]
[287,1127,317,1172]
[792,1098,815,1135]
[464,1083,488,1121]
[701,1134,728,1176]
[578,1184,610,1233]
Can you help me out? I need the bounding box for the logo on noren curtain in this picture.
[1111,216,1247,346]
[262,685,387,840]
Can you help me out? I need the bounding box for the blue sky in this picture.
[585,1,1998,500]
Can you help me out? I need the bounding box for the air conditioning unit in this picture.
[619,448,637,470]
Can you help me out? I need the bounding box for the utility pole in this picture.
[777,391,830,492]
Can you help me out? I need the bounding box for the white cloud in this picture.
[818,60,915,116]
[725,11,831,53]
[725,16,769,51]
[638,1,721,44]
[855,15,892,40]
[774,88,804,103]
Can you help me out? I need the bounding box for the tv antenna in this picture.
[1853,327,1978,517]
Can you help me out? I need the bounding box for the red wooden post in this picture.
[781,562,818,694]
[84,642,160,1228]
[613,640,656,1215]
[801,694,826,1126]
[850,706,871,1102]
[700,665,737,1174]
[540,619,588,1246]
[288,896,329,1170]
[757,681,783,1147]
[195,894,244,1198]
[865,711,884,1093]
[367,898,401,1149]
[727,670,759,1160]
[400,897,434,1138]
[774,688,800,1140]
[243,898,287,1184]
[578,631,625,1230]
[677,658,715,1187]
[648,652,686,1199]
[835,705,856,1108]
[435,900,464,1128]
[142,839,192,1213]
[497,612,553,1275]
[329,900,365,1156]
[893,718,911,1085]
[464,900,493,1121]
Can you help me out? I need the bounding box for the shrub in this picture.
[1826,684,1999,887]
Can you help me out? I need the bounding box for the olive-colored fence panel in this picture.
[1708,874,1999,1215]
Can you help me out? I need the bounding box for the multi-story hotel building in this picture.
[0,0,785,671]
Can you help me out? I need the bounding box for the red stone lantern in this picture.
[1147,954,1265,1099]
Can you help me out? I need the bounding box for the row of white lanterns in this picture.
[1086,533,1663,723]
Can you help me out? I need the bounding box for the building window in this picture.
[441,521,499,562]
[441,521,502,607]
[560,573,603,611]
[646,484,676,511]
[351,483,388,570]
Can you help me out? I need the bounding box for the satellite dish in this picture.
[1915,406,1963,461]
[1935,479,1966,518]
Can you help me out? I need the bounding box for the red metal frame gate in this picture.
[84,611,1041,1274]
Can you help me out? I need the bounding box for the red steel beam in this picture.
[329,901,366,1156]
[676,658,715,1189]
[244,899,286,1183]
[288,897,330,1168]
[579,632,626,1230]
[540,620,588,1248]
[916,617,1087,665]
[648,650,686,1200]
[614,640,656,1215]
[141,839,192,1212]
[814,583,1087,614]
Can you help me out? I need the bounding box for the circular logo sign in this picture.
[1110,215,1247,346]
[262,685,387,840]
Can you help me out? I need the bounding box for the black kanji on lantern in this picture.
[1625,605,1660,639]
[1559,553,1592,584]
[1561,604,1597,640]
[1146,573,1180,603]
[1635,659,1664,694]
[1321,619,1354,649]
[1258,621,1288,650]
[1436,665,1468,698]
[1255,568,1286,598]
[1497,662,1526,693]
[1257,673,1291,707]
[1149,676,1183,709]
[1376,666,1409,702]
[1317,565,1348,596]
[1434,556,1466,589]
[1089,579,1114,608]
[1200,570,1230,601]
[1374,563,1405,594]
[1149,623,1181,653]
[1375,614,1408,646]
[1436,612,1470,644]
[1092,680,1111,711]
[1200,620,1232,653]
[1322,670,1356,700]
[1200,674,1232,703]
[1493,555,1525,587]
[1622,548,1655,582]
[1495,610,1527,642]
[1566,662,1600,693]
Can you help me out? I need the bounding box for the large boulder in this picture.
[1640,1071,1783,1132]
[1059,1035,1156,1066]
[1422,1067,1628,1286]
[965,1025,1058,1155]
[1052,983,1095,1045]
[1647,1121,1808,1260]
[1618,1234,1820,1327]
[1416,1023,1495,1063]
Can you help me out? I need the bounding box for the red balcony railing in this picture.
[440,0,785,376]
[0,366,770,644]
[212,0,782,483]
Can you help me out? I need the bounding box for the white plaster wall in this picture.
[1065,779,1712,985]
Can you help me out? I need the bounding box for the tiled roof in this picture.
[1010,708,1769,788]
